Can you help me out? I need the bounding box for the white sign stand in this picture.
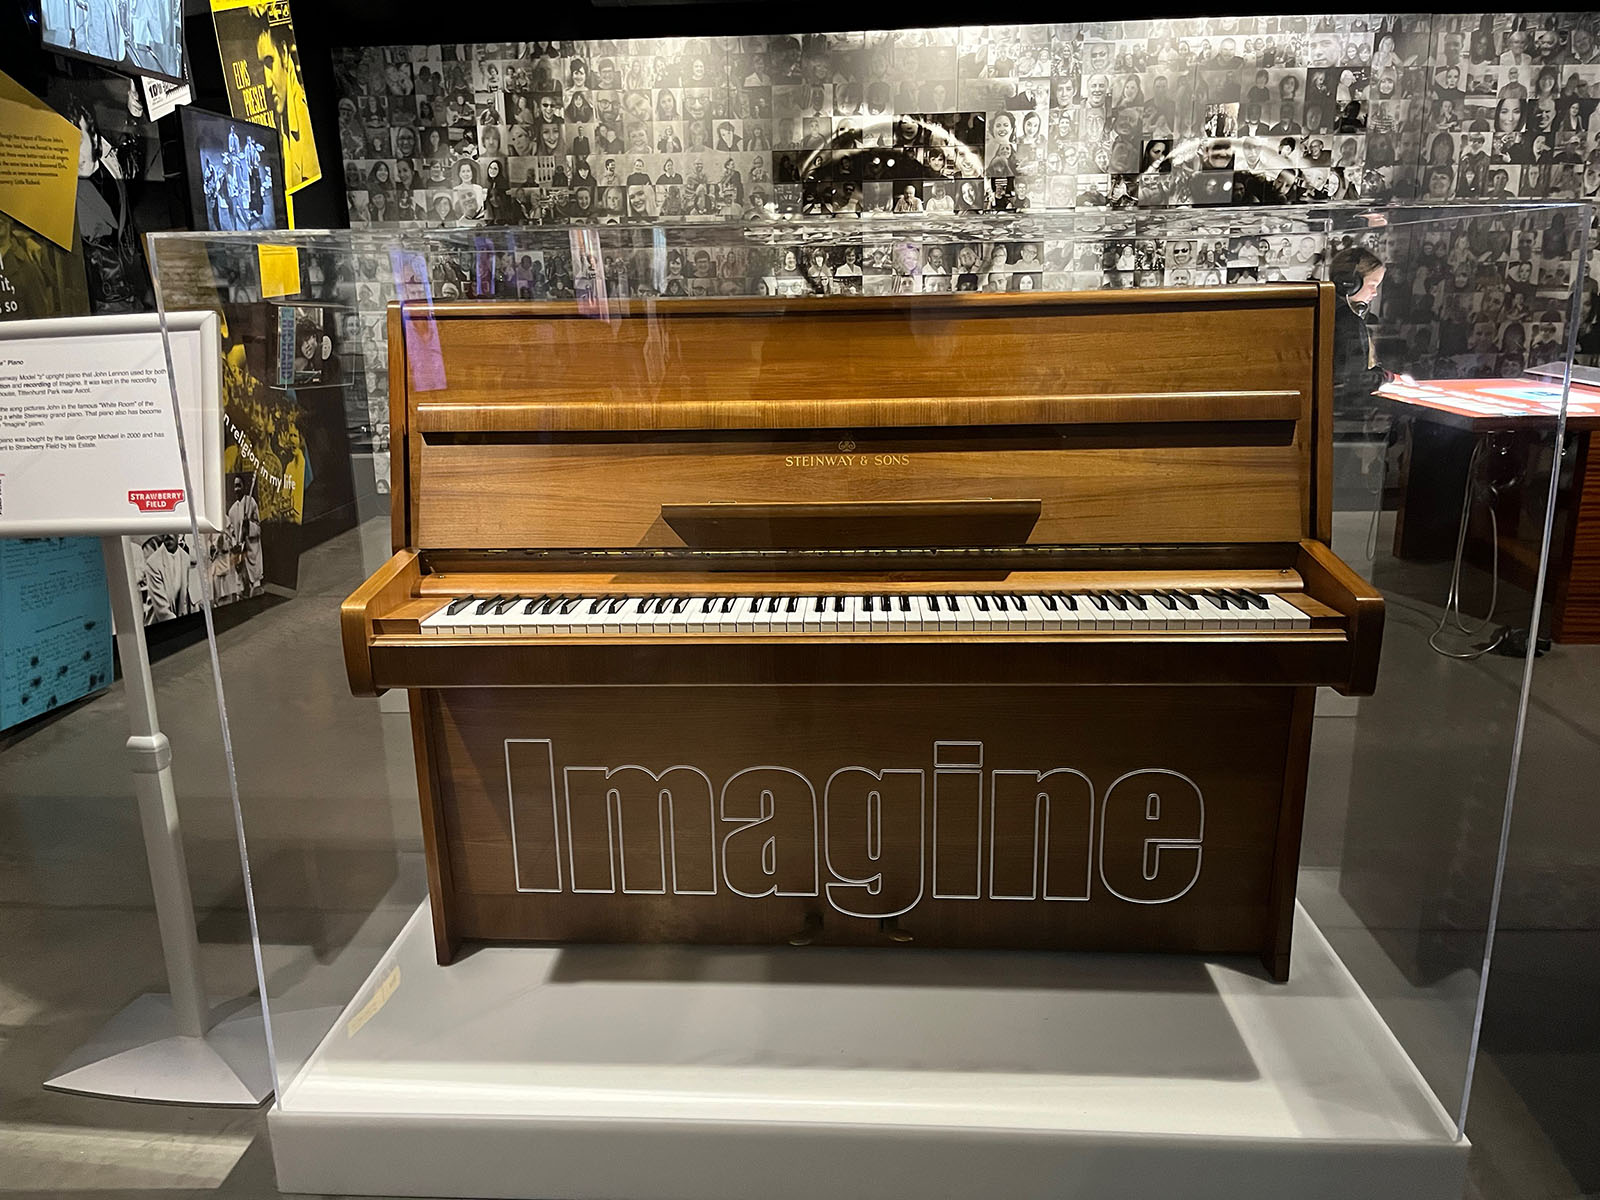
[43,536,272,1107]
[0,313,271,1106]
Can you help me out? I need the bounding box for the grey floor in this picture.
[1,503,1597,1200]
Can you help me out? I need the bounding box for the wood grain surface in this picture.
[343,285,1380,978]
[430,685,1294,964]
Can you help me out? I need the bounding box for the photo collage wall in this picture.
[333,14,1600,226]
[308,13,1600,465]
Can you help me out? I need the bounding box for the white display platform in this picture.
[269,902,1467,1200]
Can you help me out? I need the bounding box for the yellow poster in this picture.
[209,0,321,194]
[257,243,300,298]
[0,70,81,250]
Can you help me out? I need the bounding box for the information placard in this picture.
[0,313,222,537]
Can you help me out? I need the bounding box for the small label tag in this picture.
[128,489,185,512]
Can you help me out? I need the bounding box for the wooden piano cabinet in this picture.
[348,286,1379,982]
[411,683,1311,981]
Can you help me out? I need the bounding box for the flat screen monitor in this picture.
[38,0,186,85]
[175,106,285,232]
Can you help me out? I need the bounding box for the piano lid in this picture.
[386,286,1335,554]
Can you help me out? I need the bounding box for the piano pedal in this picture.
[787,911,824,947]
[879,917,915,944]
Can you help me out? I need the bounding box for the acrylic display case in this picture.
[129,200,1588,1199]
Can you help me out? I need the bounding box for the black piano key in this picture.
[558,597,582,614]
[702,597,716,613]
[975,595,990,612]
[607,597,627,614]
[588,598,605,614]
[1041,594,1057,611]
[1125,591,1148,610]
[787,596,800,613]
[815,597,826,612]
[673,597,691,613]
[945,595,960,612]
[1057,593,1077,611]
[1106,592,1128,611]
[1152,592,1177,609]
[1237,588,1270,610]
[446,596,477,615]
[1202,587,1237,610]
[898,595,911,612]
[863,595,874,613]
[521,594,550,615]
[722,597,737,614]
[1174,590,1199,610]
[1088,593,1109,611]
[636,596,656,614]
[1007,594,1026,612]
[829,595,842,613]
[475,595,506,615]
[493,596,523,615]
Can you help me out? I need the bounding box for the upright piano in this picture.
[342,286,1382,980]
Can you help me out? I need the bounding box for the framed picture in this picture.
[39,0,186,85]
[167,106,286,232]
[272,303,344,387]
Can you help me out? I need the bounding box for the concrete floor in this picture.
[0,503,1596,1200]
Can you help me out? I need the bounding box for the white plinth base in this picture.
[45,993,273,1107]
[270,902,1467,1200]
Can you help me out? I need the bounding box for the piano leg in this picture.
[1261,687,1317,984]
[411,690,464,965]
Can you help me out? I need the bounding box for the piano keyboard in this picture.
[419,589,1312,636]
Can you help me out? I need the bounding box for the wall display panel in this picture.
[0,537,112,730]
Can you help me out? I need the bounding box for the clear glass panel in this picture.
[145,204,1583,1168]
[1301,202,1589,1133]
[0,304,264,1181]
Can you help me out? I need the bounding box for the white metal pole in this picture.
[100,534,210,1040]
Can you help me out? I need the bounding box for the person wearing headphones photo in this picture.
[1329,245,1393,412]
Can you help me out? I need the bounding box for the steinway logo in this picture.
[782,452,911,468]
[504,740,1204,917]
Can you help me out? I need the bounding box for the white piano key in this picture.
[1036,595,1077,631]
[976,595,1008,632]
[1114,596,1157,634]
[1069,594,1103,631]
[687,596,717,633]
[1016,595,1053,631]
[422,600,479,636]
[724,597,754,633]
[1266,594,1311,630]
